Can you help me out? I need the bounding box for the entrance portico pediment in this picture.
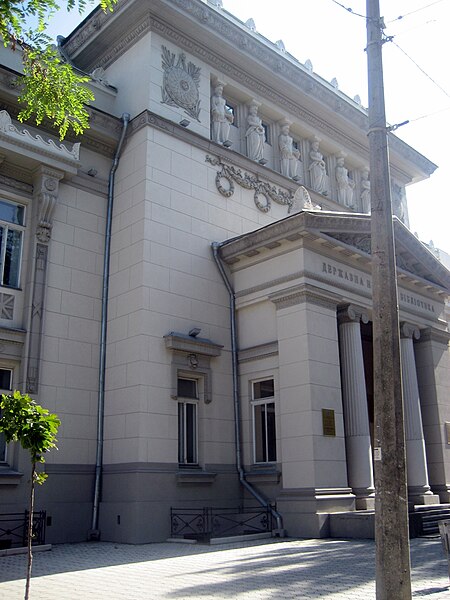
[219,211,450,294]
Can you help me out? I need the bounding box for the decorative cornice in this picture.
[219,210,450,292]
[0,87,120,158]
[164,331,223,357]
[62,0,435,179]
[0,110,80,166]
[238,341,278,364]
[150,5,434,178]
[0,172,33,194]
[236,272,303,299]
[0,326,26,345]
[269,283,342,310]
[149,15,371,160]
[63,0,147,64]
[416,327,450,345]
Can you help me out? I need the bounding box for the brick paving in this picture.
[0,536,449,599]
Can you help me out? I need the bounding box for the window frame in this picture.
[261,122,271,145]
[0,199,26,289]
[251,378,277,464]
[177,376,199,466]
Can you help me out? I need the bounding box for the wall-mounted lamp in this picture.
[223,140,232,148]
[179,119,190,127]
[258,158,267,166]
[189,327,201,338]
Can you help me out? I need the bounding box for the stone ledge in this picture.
[0,467,23,485]
[245,469,281,484]
[0,544,52,557]
[176,470,217,484]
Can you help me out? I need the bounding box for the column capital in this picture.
[338,304,369,325]
[400,322,420,340]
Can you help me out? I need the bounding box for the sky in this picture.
[47,0,450,255]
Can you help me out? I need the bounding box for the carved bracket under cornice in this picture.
[33,166,64,244]
[206,154,293,213]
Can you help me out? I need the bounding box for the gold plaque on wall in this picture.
[322,409,336,437]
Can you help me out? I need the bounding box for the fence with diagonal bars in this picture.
[0,511,46,549]
[170,506,273,540]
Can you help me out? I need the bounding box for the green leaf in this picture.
[0,0,118,138]
[0,391,60,469]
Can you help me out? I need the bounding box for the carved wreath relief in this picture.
[161,46,201,121]
[206,155,294,213]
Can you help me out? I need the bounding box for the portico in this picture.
[219,209,450,537]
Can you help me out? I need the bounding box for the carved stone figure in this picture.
[210,84,233,144]
[360,169,371,213]
[335,155,355,208]
[392,183,407,223]
[308,138,328,195]
[278,123,301,179]
[245,103,265,162]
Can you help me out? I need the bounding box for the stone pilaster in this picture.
[400,323,439,505]
[26,166,63,394]
[338,305,375,509]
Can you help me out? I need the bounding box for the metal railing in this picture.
[170,506,273,540]
[0,511,46,549]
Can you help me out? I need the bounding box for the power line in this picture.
[408,104,450,123]
[391,39,450,100]
[330,0,368,19]
[387,0,446,24]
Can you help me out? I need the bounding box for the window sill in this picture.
[246,467,281,484]
[0,466,23,485]
[176,469,217,484]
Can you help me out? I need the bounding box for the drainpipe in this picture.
[211,242,284,534]
[89,113,130,539]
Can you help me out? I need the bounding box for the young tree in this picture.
[0,1,117,139]
[0,391,60,600]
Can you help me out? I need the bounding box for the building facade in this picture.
[0,0,449,544]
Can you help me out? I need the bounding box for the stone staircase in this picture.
[409,504,450,537]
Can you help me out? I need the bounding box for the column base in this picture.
[355,496,375,510]
[352,486,375,510]
[408,485,440,506]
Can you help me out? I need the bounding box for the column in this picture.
[338,305,375,509]
[400,323,439,505]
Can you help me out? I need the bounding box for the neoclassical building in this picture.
[0,0,449,544]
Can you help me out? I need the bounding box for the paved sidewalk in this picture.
[0,536,449,599]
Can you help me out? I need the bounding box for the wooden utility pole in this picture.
[366,1,412,598]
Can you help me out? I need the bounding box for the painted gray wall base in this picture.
[99,467,242,543]
[276,488,355,538]
[33,468,95,543]
[329,511,375,539]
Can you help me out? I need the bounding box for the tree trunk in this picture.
[25,461,35,600]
